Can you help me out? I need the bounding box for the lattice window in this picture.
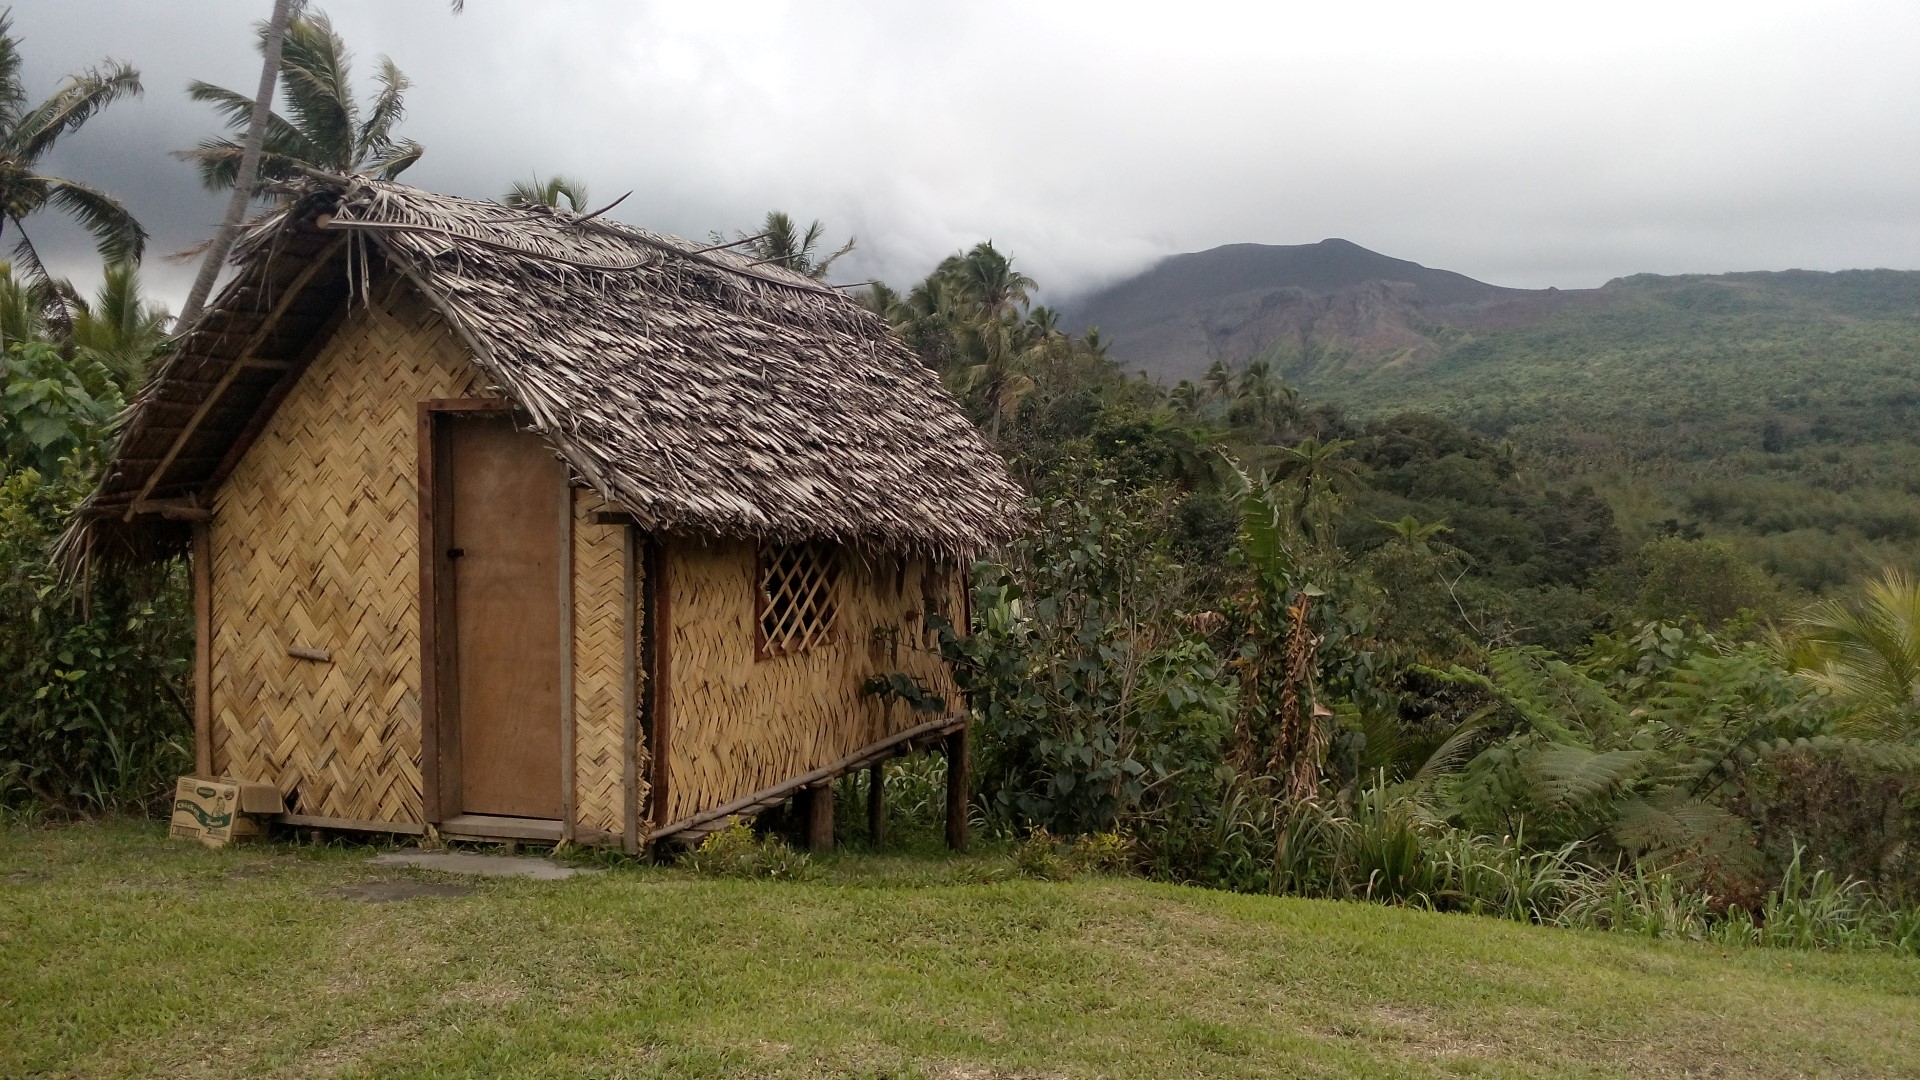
[758,541,842,658]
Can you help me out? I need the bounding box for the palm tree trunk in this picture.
[176,0,297,329]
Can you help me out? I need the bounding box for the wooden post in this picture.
[621,525,640,855]
[646,538,671,828]
[558,485,575,843]
[803,782,835,852]
[866,762,885,849]
[945,726,969,852]
[191,520,213,778]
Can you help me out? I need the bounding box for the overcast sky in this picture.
[16,0,1920,309]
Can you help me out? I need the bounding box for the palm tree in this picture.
[1377,514,1451,549]
[68,263,170,390]
[944,242,1034,320]
[175,0,297,329]
[955,314,1036,442]
[731,210,854,279]
[1168,379,1203,414]
[504,175,590,212]
[0,13,145,291]
[0,260,53,346]
[1203,359,1234,403]
[177,11,424,192]
[1792,566,1920,737]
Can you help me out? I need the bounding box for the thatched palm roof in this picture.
[70,175,1024,562]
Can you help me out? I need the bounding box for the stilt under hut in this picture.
[66,175,1024,852]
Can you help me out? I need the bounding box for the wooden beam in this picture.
[622,524,640,855]
[558,482,576,844]
[649,713,965,844]
[125,236,348,520]
[945,725,970,852]
[286,646,331,663]
[590,510,638,527]
[191,521,212,778]
[129,498,211,521]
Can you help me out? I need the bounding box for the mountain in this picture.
[1062,239,1572,383]
[1067,241,1920,592]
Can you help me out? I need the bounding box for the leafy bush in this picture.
[0,465,191,814]
[679,820,818,880]
[939,463,1235,836]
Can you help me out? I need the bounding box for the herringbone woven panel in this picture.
[662,541,963,822]
[572,488,643,837]
[210,285,489,822]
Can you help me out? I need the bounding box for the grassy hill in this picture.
[5,822,1919,1078]
[1069,247,1920,592]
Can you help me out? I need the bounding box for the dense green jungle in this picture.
[1263,269,1920,594]
[4,7,1919,961]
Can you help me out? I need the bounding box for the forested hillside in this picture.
[1071,249,1920,593]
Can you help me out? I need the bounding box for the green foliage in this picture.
[937,463,1235,836]
[679,820,818,881]
[0,340,121,473]
[0,465,191,812]
[1298,272,1920,594]
[1627,536,1779,626]
[1789,565,1920,737]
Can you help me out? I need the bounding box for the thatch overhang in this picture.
[68,176,1025,565]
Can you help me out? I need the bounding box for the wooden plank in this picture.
[945,726,970,852]
[277,813,426,836]
[622,525,640,855]
[125,236,349,520]
[192,520,212,778]
[436,813,563,842]
[647,537,672,827]
[559,480,576,843]
[650,713,964,844]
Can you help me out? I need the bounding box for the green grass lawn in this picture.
[3,822,1918,1079]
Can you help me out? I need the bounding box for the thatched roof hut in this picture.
[73,175,1022,851]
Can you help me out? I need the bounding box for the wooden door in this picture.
[448,415,566,819]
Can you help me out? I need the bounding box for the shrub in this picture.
[0,465,191,814]
[679,820,817,881]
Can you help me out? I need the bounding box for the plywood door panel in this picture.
[449,416,566,818]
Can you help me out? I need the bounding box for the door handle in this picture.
[447,547,465,559]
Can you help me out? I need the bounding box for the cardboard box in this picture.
[169,776,285,848]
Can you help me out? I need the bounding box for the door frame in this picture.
[417,398,574,832]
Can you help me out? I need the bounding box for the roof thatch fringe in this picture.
[67,176,1024,567]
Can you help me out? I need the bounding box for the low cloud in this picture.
[17,0,1920,310]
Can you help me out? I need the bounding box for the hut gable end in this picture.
[208,282,490,822]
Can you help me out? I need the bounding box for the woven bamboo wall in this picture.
[572,488,645,837]
[662,539,963,822]
[209,283,490,822]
